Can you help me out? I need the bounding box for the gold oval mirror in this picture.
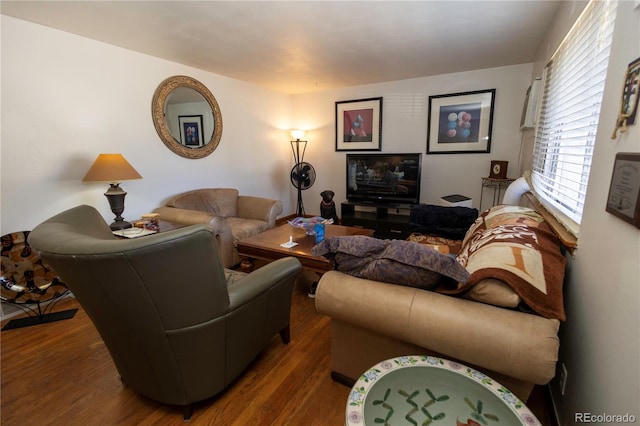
[152,75,223,159]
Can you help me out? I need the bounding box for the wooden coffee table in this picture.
[237,223,374,273]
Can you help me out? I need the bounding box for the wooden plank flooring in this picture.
[1,271,555,425]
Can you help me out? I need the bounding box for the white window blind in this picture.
[531,0,617,234]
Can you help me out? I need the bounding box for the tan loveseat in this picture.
[315,205,565,402]
[154,188,282,268]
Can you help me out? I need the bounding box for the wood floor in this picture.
[1,273,555,425]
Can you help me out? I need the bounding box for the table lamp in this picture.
[83,153,142,230]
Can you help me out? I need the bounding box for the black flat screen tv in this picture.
[346,153,422,205]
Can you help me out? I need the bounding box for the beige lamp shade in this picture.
[83,154,142,183]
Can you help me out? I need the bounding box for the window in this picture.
[531,0,617,236]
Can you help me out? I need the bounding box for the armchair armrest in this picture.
[237,196,283,226]
[228,257,301,308]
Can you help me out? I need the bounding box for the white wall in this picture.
[293,64,532,216]
[0,17,533,238]
[0,15,296,236]
[529,1,640,424]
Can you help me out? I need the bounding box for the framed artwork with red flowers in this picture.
[335,97,382,151]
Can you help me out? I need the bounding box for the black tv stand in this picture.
[341,201,414,239]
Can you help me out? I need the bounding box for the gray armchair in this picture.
[28,205,302,419]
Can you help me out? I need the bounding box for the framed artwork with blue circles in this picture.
[427,89,495,154]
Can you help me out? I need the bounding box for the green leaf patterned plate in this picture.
[346,356,541,426]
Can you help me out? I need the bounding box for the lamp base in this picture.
[110,220,132,231]
[104,183,132,231]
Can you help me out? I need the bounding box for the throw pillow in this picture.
[452,223,566,320]
[463,278,522,308]
[311,236,470,290]
[456,205,547,309]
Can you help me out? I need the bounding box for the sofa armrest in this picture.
[315,271,560,385]
[237,196,282,226]
[154,206,230,231]
[154,206,236,266]
[155,206,213,225]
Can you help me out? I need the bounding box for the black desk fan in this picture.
[290,130,316,216]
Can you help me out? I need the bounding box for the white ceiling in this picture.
[1,1,563,94]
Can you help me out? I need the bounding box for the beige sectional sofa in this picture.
[154,188,282,268]
[315,205,566,402]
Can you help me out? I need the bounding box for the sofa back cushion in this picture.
[167,188,239,217]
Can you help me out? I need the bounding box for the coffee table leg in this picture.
[239,257,255,273]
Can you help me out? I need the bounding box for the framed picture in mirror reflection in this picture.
[179,115,204,147]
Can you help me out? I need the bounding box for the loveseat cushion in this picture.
[167,188,239,218]
[312,236,470,290]
[226,217,272,241]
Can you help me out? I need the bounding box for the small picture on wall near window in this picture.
[427,89,495,154]
[178,115,204,147]
[606,152,640,228]
[612,56,640,139]
[335,97,382,151]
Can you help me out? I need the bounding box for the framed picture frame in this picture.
[178,115,204,147]
[606,152,640,228]
[426,89,496,154]
[612,56,640,139]
[489,160,509,179]
[335,97,382,151]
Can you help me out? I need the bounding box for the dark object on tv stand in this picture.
[409,204,478,240]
